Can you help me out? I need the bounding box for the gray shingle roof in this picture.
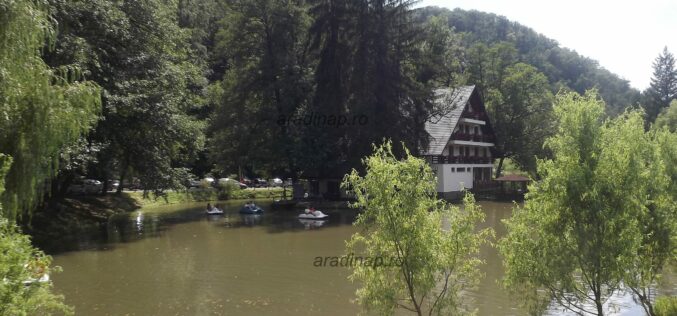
[423,85,475,155]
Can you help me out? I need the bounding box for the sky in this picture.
[420,0,677,90]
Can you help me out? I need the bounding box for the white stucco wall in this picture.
[431,163,493,193]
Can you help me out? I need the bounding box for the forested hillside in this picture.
[3,0,654,217]
[417,6,641,114]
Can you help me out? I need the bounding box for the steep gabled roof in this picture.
[423,85,475,155]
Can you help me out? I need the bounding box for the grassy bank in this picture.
[126,187,292,208]
[25,193,143,251]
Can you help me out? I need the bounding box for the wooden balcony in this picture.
[427,156,493,164]
[463,112,488,121]
[451,132,495,143]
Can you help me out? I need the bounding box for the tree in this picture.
[499,91,674,315]
[625,126,677,315]
[416,15,464,87]
[491,63,554,176]
[342,141,492,315]
[0,156,71,315]
[654,99,677,132]
[466,42,517,100]
[0,0,101,313]
[467,46,554,176]
[307,0,436,177]
[0,0,100,218]
[209,0,312,178]
[644,47,677,123]
[45,0,207,194]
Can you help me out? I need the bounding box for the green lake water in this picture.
[46,200,675,315]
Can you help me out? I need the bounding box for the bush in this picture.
[0,218,72,315]
[655,296,677,316]
[217,182,239,200]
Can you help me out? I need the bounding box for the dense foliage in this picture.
[499,91,676,316]
[464,42,554,175]
[45,0,207,195]
[0,0,100,218]
[655,100,677,132]
[644,47,677,123]
[208,0,312,178]
[24,0,652,189]
[417,7,641,115]
[342,142,492,315]
[0,157,71,315]
[0,0,100,312]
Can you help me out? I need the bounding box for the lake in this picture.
[46,200,674,315]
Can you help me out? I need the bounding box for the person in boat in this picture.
[305,206,318,216]
[244,201,256,211]
[207,203,214,212]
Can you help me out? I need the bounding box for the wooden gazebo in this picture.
[494,174,531,198]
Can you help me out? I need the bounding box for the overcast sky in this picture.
[420,0,677,90]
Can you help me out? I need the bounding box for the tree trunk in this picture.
[117,168,127,195]
[595,298,604,316]
[495,156,505,178]
[116,154,131,195]
[101,173,109,195]
[593,284,604,316]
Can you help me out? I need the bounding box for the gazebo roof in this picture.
[494,174,531,182]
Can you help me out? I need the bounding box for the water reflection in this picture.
[298,219,328,229]
[240,214,263,226]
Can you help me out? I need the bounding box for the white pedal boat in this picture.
[205,208,224,215]
[298,210,329,219]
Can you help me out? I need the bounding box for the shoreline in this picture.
[24,187,292,248]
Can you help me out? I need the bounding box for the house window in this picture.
[465,147,470,156]
[474,147,478,156]
[451,167,455,172]
[474,126,479,134]
[457,167,465,172]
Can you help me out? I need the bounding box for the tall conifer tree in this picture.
[644,47,677,123]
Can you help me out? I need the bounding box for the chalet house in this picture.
[422,85,496,199]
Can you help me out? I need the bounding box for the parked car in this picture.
[270,178,283,187]
[84,179,103,193]
[107,180,120,191]
[254,178,268,188]
[67,179,103,195]
[122,178,142,190]
[186,178,201,188]
[217,178,248,189]
[200,177,215,188]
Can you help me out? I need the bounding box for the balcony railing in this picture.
[451,132,494,143]
[427,156,493,164]
[463,112,488,121]
[473,180,501,191]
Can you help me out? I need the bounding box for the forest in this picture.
[4,0,673,219]
[0,0,675,232]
